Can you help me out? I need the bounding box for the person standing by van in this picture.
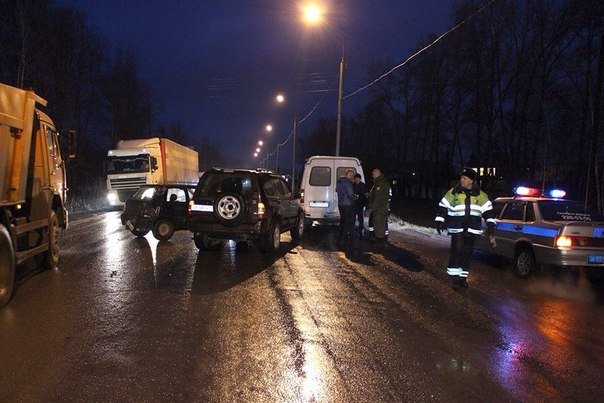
[353,173,368,237]
[336,169,355,245]
[367,168,390,244]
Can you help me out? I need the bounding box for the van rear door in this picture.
[304,158,338,218]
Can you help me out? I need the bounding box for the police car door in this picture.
[496,201,528,258]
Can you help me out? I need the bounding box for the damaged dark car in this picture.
[121,184,195,241]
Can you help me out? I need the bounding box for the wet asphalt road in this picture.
[1,211,604,402]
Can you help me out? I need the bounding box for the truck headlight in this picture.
[107,192,118,203]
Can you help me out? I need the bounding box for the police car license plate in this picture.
[587,255,604,264]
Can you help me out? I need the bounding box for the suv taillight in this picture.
[258,202,265,219]
[300,188,304,204]
[188,200,194,214]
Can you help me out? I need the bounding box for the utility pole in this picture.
[336,47,345,157]
[292,117,298,192]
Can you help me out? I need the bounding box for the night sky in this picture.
[61,0,457,166]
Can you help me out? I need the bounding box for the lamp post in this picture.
[336,48,344,157]
[302,3,344,156]
[292,116,298,192]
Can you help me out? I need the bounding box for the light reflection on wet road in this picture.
[1,211,603,401]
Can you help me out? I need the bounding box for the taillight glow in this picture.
[188,200,193,214]
[556,235,572,248]
[300,189,305,204]
[258,202,265,219]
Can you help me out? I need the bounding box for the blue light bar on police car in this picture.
[547,189,566,198]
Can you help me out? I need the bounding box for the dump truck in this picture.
[105,137,199,207]
[0,82,68,308]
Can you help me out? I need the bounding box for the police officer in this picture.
[367,168,390,244]
[435,167,495,289]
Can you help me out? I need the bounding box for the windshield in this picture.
[538,200,604,222]
[132,186,166,201]
[106,154,150,174]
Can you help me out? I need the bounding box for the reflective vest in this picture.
[435,187,494,235]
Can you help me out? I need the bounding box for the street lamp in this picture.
[301,4,323,25]
[265,124,273,132]
[301,3,343,156]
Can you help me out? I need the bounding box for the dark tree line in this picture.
[299,0,604,208]
[0,0,236,209]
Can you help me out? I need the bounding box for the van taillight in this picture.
[188,200,193,214]
[258,202,265,219]
[300,189,304,204]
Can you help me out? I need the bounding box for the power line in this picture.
[260,72,338,165]
[344,0,498,100]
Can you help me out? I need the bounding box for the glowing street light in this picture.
[256,147,261,153]
[254,152,258,157]
[258,140,264,146]
[302,3,323,25]
[266,124,273,132]
[276,94,285,103]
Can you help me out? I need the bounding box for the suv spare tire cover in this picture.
[214,193,246,226]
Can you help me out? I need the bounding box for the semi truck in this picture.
[105,137,199,206]
[0,82,68,308]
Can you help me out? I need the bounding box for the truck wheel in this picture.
[40,211,60,271]
[514,247,536,277]
[0,225,16,308]
[263,221,281,253]
[290,211,305,243]
[130,228,149,237]
[153,219,175,241]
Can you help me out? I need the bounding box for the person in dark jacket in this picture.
[367,168,390,244]
[352,173,368,237]
[336,169,355,245]
[435,167,496,289]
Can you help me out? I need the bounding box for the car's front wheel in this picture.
[194,233,211,250]
[263,221,281,253]
[291,211,305,243]
[514,247,536,277]
[153,219,175,241]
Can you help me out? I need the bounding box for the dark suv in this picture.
[121,184,195,241]
[187,168,305,251]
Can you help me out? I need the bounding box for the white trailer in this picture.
[105,137,199,206]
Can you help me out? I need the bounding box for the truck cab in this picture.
[0,82,68,308]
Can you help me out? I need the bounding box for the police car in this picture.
[475,186,604,277]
